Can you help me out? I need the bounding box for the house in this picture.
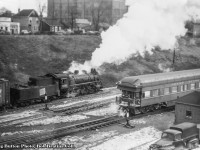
[41,18,62,32]
[175,91,200,124]
[0,11,20,34]
[13,9,39,33]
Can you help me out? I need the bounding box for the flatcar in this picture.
[0,69,103,109]
[116,69,200,116]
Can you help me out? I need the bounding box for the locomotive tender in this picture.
[116,69,200,116]
[0,69,103,108]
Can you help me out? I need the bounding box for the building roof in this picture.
[117,69,200,88]
[14,9,38,17]
[44,18,62,26]
[176,91,200,106]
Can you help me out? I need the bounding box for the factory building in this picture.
[47,0,127,30]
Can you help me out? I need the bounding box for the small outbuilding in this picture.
[175,91,200,124]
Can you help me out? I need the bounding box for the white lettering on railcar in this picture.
[40,88,46,96]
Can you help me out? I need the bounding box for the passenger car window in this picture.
[164,87,170,95]
[144,91,150,98]
[152,89,158,97]
[191,83,195,90]
[180,85,184,92]
[171,86,177,93]
[184,84,188,91]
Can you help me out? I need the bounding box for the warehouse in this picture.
[175,91,200,124]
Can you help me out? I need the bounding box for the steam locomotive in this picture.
[0,69,103,108]
[116,69,200,116]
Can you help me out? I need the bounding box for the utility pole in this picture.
[60,0,62,22]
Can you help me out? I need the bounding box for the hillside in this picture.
[0,35,101,83]
[0,35,200,87]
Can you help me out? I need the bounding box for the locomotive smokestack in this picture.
[91,68,98,75]
[74,70,79,75]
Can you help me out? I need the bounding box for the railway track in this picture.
[0,88,118,114]
[0,106,174,146]
[51,101,113,115]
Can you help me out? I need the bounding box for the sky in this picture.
[0,0,47,13]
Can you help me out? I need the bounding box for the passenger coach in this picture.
[116,69,200,116]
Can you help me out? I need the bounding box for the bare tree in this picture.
[68,5,78,30]
[90,0,110,31]
[37,0,47,32]
[37,0,47,17]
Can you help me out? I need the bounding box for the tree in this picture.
[68,5,78,30]
[37,0,47,18]
[37,0,47,32]
[90,0,111,31]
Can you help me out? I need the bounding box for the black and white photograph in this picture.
[0,0,200,149]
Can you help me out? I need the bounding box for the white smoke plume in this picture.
[68,0,200,73]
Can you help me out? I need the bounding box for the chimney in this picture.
[18,8,20,13]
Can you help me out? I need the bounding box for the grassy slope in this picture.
[0,35,101,83]
[0,35,200,87]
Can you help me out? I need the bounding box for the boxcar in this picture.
[116,69,200,115]
[0,79,10,108]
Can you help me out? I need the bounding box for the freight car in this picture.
[116,69,200,116]
[0,69,103,109]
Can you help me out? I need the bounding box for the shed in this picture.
[175,91,200,124]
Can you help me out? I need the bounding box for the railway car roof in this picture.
[118,69,200,88]
[46,73,69,79]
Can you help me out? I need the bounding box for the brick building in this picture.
[175,91,200,124]
[47,0,127,30]
[13,9,39,33]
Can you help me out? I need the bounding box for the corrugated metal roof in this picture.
[176,91,200,106]
[118,69,200,88]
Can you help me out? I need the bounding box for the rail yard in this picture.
[0,86,175,150]
[1,69,200,150]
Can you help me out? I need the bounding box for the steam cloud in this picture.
[68,0,200,73]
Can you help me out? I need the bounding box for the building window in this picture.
[144,91,150,98]
[180,85,184,92]
[191,83,195,90]
[152,89,159,97]
[164,87,170,95]
[172,86,178,93]
[186,110,192,118]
